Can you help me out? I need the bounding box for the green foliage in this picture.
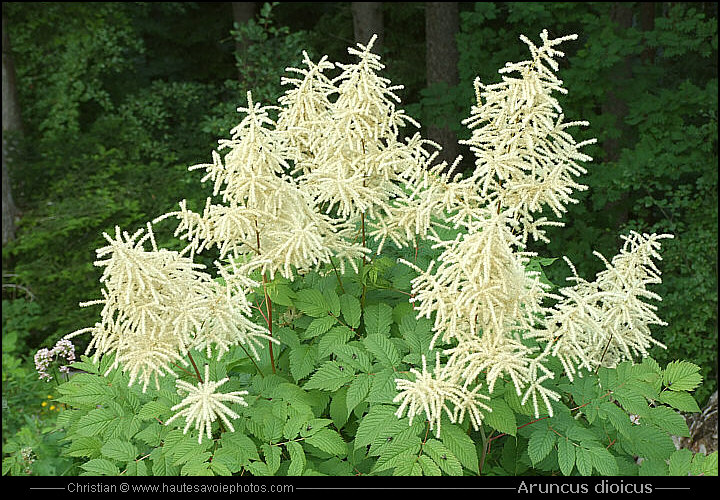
[50,259,717,476]
[2,298,69,476]
[3,2,232,348]
[234,2,310,103]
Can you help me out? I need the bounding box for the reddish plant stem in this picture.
[169,360,195,378]
[187,352,203,383]
[252,303,268,325]
[262,273,276,374]
[360,211,367,308]
[330,258,345,294]
[255,223,276,374]
[595,332,614,375]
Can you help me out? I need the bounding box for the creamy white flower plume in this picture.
[460,29,597,244]
[394,352,491,438]
[529,232,674,379]
[165,365,249,443]
[396,32,671,428]
[65,223,274,391]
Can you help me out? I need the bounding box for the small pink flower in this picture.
[33,339,76,381]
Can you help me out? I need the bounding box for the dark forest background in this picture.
[2,2,717,474]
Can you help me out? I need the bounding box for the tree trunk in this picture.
[639,3,656,64]
[600,3,633,228]
[425,2,459,168]
[2,12,21,246]
[232,2,258,81]
[351,2,383,52]
[601,3,632,164]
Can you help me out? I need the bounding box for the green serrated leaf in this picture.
[364,303,393,336]
[268,283,295,307]
[697,451,718,476]
[363,334,401,367]
[262,444,282,474]
[641,357,662,375]
[305,428,347,457]
[294,289,329,318]
[286,441,306,476]
[374,448,418,475]
[65,436,103,458]
[575,447,592,476]
[172,440,210,467]
[398,315,433,352]
[150,448,179,476]
[669,448,693,476]
[284,414,307,440]
[274,326,300,349]
[566,424,596,442]
[333,343,373,372]
[658,391,701,413]
[613,386,648,415]
[528,428,556,465]
[505,385,534,416]
[627,425,676,460]
[500,437,528,475]
[367,368,398,403]
[134,421,165,447]
[663,361,702,392]
[138,400,170,421]
[318,326,353,358]
[484,399,516,436]
[298,418,332,438]
[440,423,479,473]
[246,461,271,476]
[180,454,212,476]
[303,315,337,339]
[125,459,148,476]
[58,378,116,409]
[303,361,354,391]
[346,374,372,414]
[355,405,400,450]
[587,445,618,475]
[329,387,349,430]
[289,344,318,381]
[639,457,668,475]
[213,437,255,473]
[423,439,463,476]
[646,406,690,437]
[209,460,232,476]
[69,358,100,374]
[557,437,575,476]
[76,408,117,437]
[80,458,119,476]
[418,454,442,476]
[100,438,137,462]
[324,289,341,316]
[340,294,361,328]
[598,401,633,438]
[372,433,422,474]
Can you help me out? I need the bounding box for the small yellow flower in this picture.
[41,401,47,407]
[49,405,56,411]
[47,395,53,399]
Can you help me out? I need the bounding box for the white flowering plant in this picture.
[52,32,716,477]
